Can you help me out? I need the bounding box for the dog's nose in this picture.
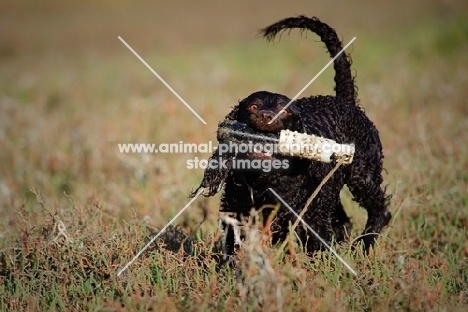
[260,112,274,124]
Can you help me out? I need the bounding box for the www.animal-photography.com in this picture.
[1,0,467,310]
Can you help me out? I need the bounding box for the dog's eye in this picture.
[249,104,258,110]
[282,109,289,115]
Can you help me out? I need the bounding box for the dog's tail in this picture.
[261,16,357,101]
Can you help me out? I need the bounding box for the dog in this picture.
[191,15,391,256]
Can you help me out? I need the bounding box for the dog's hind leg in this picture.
[347,179,391,252]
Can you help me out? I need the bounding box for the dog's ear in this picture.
[225,105,240,121]
[191,105,240,198]
[284,102,306,133]
[295,106,307,133]
[190,149,234,198]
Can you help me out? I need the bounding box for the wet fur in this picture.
[191,16,391,255]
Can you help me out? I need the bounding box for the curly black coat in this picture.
[191,16,391,255]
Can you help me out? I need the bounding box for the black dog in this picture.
[191,16,391,256]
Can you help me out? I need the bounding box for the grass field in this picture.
[1,0,468,310]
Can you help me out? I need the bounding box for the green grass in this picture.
[1,1,468,310]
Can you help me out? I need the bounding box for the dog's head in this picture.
[191,91,304,198]
[235,91,301,134]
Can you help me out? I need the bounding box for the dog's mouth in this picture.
[249,120,284,134]
[247,112,289,134]
[246,151,274,160]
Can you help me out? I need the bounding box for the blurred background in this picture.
[1,0,467,233]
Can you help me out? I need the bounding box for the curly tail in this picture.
[261,15,357,101]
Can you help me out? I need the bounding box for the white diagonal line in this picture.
[269,37,356,124]
[268,188,357,276]
[117,188,205,276]
[118,36,207,125]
